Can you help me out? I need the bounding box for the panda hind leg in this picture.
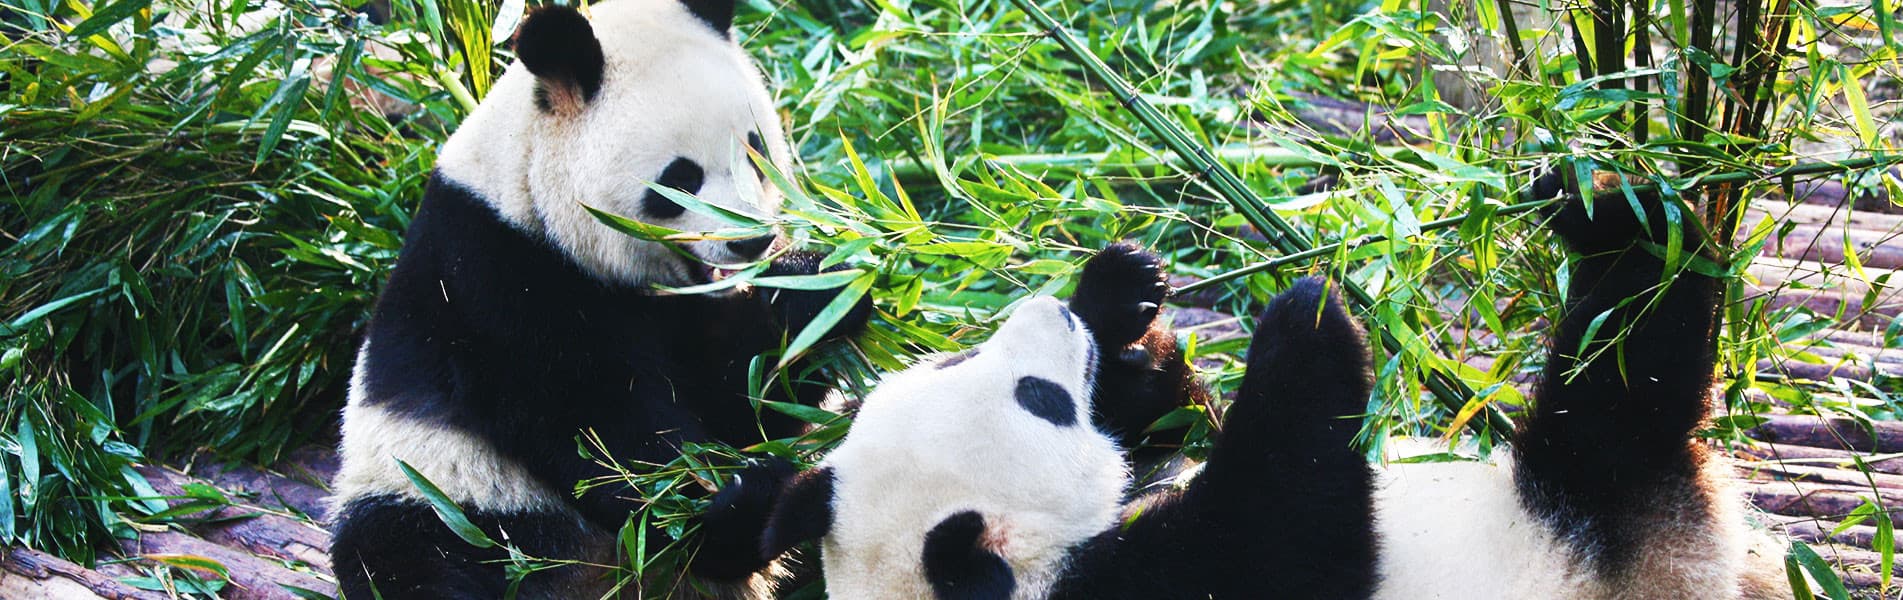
[1182,277,1379,597]
[1514,177,1727,573]
[1051,278,1377,599]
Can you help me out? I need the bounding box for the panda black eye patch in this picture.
[745,131,768,179]
[641,158,704,219]
[1014,376,1076,427]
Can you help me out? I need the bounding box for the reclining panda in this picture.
[753,185,1792,599]
[326,1,869,597]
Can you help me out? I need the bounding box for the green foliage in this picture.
[2,0,1900,595]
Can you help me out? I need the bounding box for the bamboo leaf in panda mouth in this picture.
[654,262,771,296]
[751,269,867,291]
[641,182,770,228]
[396,459,498,549]
[584,205,685,242]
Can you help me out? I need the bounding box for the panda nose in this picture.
[726,234,776,259]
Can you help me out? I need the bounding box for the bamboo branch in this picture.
[1004,0,1514,439]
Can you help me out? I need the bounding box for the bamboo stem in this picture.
[1005,0,1513,438]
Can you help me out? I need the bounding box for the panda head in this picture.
[436,0,792,288]
[762,297,1130,598]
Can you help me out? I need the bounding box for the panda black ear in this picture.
[760,467,835,560]
[678,0,736,35]
[515,6,604,113]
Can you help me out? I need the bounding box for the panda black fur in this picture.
[753,244,1379,599]
[327,2,868,598]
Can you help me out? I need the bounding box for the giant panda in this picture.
[326,2,869,598]
[749,244,1380,599]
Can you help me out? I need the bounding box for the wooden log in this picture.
[1757,359,1881,382]
[174,456,332,520]
[1749,415,1903,453]
[1738,461,1903,490]
[1,547,166,600]
[1746,258,1903,328]
[1745,480,1903,520]
[1779,340,1903,367]
[1782,175,1903,216]
[1748,199,1903,230]
[1765,222,1903,270]
[135,466,333,574]
[119,530,334,600]
[1732,443,1903,476]
[1764,514,1878,550]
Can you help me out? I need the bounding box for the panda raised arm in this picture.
[327,2,868,598]
[756,244,1380,599]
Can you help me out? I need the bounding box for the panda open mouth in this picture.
[679,252,741,286]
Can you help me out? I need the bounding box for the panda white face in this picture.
[814,296,1130,599]
[435,0,794,289]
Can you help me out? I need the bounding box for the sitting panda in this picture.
[327,2,869,598]
[751,244,1380,598]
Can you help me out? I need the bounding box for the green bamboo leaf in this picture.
[320,35,366,120]
[66,0,151,40]
[396,459,497,549]
[750,269,865,291]
[1788,541,1852,600]
[143,553,230,580]
[761,400,843,425]
[254,68,312,165]
[1841,64,1879,147]
[641,182,765,228]
[6,289,104,335]
[584,205,684,242]
[776,271,873,369]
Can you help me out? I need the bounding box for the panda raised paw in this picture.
[692,455,800,582]
[762,250,874,342]
[1537,170,1711,257]
[1069,242,1170,349]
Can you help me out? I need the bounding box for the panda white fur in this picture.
[328,2,868,597]
[756,244,1380,598]
[758,187,1794,599]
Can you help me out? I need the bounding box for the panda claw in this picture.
[1136,301,1159,313]
[1117,345,1154,367]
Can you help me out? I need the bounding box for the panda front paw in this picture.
[1069,242,1170,349]
[693,456,799,581]
[1539,170,1708,257]
[764,250,873,342]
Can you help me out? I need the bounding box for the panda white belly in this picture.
[1371,453,1759,599]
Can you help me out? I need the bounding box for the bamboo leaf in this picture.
[66,0,151,41]
[396,459,497,549]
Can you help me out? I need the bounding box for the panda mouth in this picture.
[681,253,741,286]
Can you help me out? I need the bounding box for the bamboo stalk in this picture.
[1004,0,1514,438]
[881,145,1368,183]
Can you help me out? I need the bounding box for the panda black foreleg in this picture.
[1051,278,1376,599]
[331,494,608,599]
[760,249,874,345]
[1513,177,1725,570]
[1068,243,1208,454]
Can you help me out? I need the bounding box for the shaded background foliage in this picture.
[2,0,1900,593]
